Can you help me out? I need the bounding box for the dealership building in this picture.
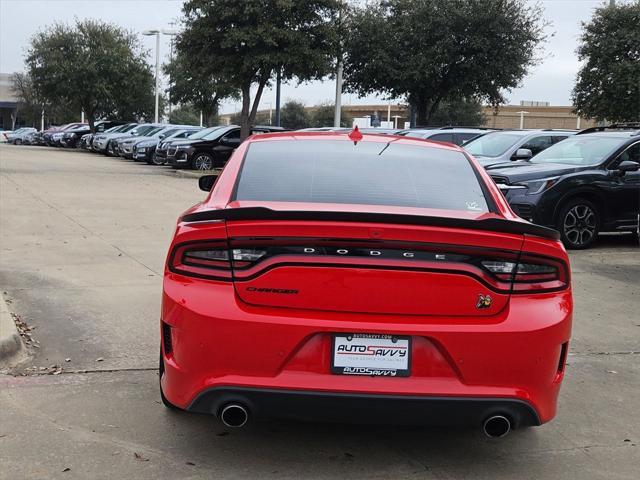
[0,73,17,130]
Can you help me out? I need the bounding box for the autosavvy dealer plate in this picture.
[331,333,411,377]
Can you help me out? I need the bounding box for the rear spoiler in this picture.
[181,207,560,240]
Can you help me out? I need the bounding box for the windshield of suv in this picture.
[132,125,157,136]
[530,136,626,166]
[465,131,528,157]
[402,130,431,138]
[187,126,224,140]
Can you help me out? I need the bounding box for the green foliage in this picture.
[169,103,204,126]
[310,102,353,127]
[229,110,271,125]
[572,2,640,122]
[178,0,341,137]
[427,97,486,127]
[25,19,155,130]
[164,49,237,127]
[280,100,311,129]
[11,72,78,128]
[344,0,545,125]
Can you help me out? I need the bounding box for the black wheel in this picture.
[152,154,165,165]
[13,139,22,145]
[557,198,600,249]
[159,349,180,410]
[106,141,116,157]
[191,153,214,171]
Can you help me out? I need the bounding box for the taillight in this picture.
[481,255,568,293]
[168,241,266,280]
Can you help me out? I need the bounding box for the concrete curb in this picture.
[163,169,222,179]
[0,294,23,365]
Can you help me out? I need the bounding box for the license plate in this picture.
[331,333,411,377]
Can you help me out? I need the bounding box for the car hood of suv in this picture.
[169,139,205,147]
[487,162,588,182]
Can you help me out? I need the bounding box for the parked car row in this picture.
[3,127,38,144]
[6,119,637,249]
[463,124,640,249]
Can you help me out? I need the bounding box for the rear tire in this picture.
[13,139,22,145]
[159,349,180,411]
[557,198,600,249]
[105,141,116,157]
[191,153,214,171]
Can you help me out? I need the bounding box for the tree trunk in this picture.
[416,101,428,127]
[240,83,251,139]
[248,76,268,128]
[87,111,95,132]
[425,97,443,126]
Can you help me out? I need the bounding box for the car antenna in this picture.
[348,125,363,144]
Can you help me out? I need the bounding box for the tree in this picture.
[311,102,353,127]
[177,0,341,138]
[25,19,156,131]
[572,2,640,122]
[11,72,77,128]
[427,97,486,126]
[169,103,204,126]
[164,50,237,127]
[229,110,271,125]
[10,73,42,128]
[344,0,546,125]
[280,100,311,129]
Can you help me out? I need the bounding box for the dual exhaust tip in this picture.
[219,403,512,438]
[483,415,512,438]
[219,403,249,428]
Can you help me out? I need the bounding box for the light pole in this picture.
[517,111,529,129]
[143,29,179,123]
[142,30,161,123]
[333,3,344,128]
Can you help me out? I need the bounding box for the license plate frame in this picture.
[331,333,411,377]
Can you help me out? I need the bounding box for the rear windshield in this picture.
[235,140,489,212]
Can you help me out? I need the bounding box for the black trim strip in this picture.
[187,386,542,427]
[181,207,560,240]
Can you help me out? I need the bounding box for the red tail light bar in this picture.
[168,239,569,294]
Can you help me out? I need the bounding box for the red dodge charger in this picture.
[160,129,572,437]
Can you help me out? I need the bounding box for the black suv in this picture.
[487,125,640,249]
[166,125,288,170]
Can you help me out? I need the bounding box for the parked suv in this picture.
[166,125,288,170]
[399,127,493,146]
[465,129,576,167]
[487,125,640,249]
[133,127,202,164]
[92,123,139,154]
[61,121,126,148]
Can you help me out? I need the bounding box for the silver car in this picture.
[464,129,576,167]
[3,127,38,145]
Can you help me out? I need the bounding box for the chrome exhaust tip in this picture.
[483,415,511,438]
[219,403,249,428]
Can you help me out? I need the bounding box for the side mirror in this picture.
[159,134,166,139]
[198,174,218,192]
[512,148,533,160]
[615,160,640,175]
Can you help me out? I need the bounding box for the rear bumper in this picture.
[188,387,540,427]
[161,278,572,426]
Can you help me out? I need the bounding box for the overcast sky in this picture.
[0,0,610,113]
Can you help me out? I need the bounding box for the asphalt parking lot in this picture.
[0,143,638,480]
